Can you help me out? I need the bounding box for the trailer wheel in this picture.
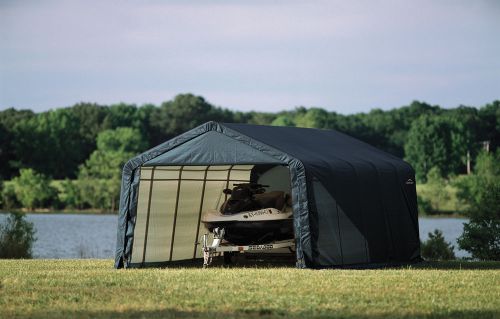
[223,252,234,265]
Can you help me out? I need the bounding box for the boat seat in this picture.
[254,191,286,210]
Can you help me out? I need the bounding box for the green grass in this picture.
[1,260,499,318]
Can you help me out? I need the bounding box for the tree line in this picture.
[1,93,498,181]
[0,93,499,206]
[0,93,498,260]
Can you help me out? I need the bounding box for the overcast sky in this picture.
[1,0,499,114]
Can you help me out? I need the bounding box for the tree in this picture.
[425,167,450,212]
[417,195,432,215]
[396,100,441,128]
[1,96,498,188]
[58,179,85,210]
[359,108,406,157]
[455,151,500,260]
[1,182,20,210]
[135,104,155,148]
[149,94,234,144]
[69,103,108,162]
[421,229,455,261]
[78,127,147,211]
[0,108,35,180]
[102,103,139,129]
[244,111,276,125]
[404,114,472,181]
[271,115,296,127]
[295,108,331,129]
[477,100,500,151]
[458,219,500,260]
[0,124,9,179]
[11,109,84,179]
[11,169,56,210]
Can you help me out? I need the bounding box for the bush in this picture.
[458,219,500,260]
[0,212,36,258]
[421,229,455,261]
[1,182,21,210]
[425,167,450,212]
[58,179,85,209]
[78,178,118,211]
[417,195,432,215]
[11,168,57,210]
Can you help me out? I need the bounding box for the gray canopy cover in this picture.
[115,122,421,268]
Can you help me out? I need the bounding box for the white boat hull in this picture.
[201,207,294,245]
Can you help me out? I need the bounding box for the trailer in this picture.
[202,228,295,268]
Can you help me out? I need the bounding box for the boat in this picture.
[201,183,294,245]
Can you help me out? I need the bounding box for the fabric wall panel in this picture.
[171,181,204,261]
[144,181,177,262]
[311,179,343,266]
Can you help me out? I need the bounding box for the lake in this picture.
[0,214,470,259]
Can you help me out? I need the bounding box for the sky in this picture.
[1,0,499,114]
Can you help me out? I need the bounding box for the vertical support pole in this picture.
[169,166,184,262]
[141,166,156,265]
[193,165,210,259]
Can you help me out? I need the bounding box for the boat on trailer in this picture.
[201,183,295,267]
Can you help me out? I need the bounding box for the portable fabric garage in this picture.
[115,121,421,268]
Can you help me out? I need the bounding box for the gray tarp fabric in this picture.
[115,121,420,268]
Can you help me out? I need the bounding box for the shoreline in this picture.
[0,209,117,215]
[1,210,465,218]
[419,213,466,219]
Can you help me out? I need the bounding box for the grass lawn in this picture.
[0,260,499,318]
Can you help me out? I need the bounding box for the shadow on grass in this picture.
[10,308,500,319]
[128,255,500,270]
[409,260,500,270]
[129,254,297,269]
[322,260,500,271]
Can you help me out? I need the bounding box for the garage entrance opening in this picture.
[129,164,293,267]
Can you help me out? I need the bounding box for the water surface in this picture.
[0,214,469,259]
